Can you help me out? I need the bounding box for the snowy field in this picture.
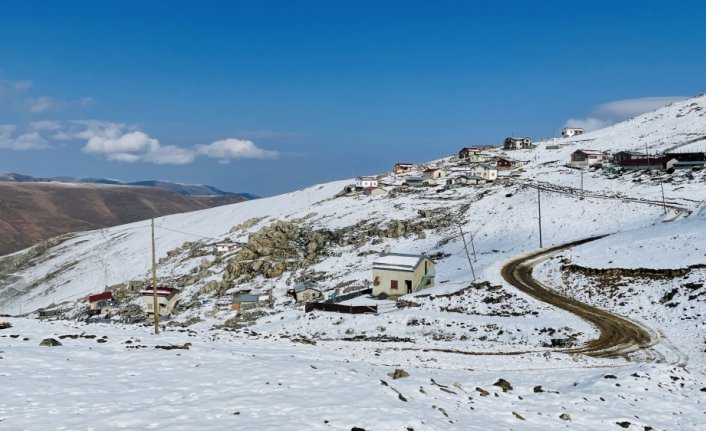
[2,96,706,429]
[1,318,704,431]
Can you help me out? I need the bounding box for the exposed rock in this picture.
[39,338,62,347]
[493,378,513,392]
[475,387,490,397]
[559,413,571,421]
[616,421,631,428]
[388,369,410,379]
[0,322,11,330]
[533,385,544,393]
[512,411,525,421]
[155,343,191,350]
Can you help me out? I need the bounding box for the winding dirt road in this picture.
[501,236,660,360]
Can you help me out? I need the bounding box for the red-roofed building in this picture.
[88,291,113,315]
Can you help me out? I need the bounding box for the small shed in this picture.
[457,174,486,185]
[293,281,323,303]
[372,252,435,297]
[405,176,435,187]
[231,294,266,312]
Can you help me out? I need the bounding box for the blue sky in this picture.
[1,1,705,196]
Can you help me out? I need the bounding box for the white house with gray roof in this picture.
[372,252,435,297]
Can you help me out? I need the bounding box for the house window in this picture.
[391,280,398,290]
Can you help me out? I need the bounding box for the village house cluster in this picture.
[83,130,706,322]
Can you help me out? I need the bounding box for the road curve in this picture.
[501,236,659,360]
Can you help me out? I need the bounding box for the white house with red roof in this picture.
[422,167,446,180]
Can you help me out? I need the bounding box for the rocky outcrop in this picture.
[221,210,455,284]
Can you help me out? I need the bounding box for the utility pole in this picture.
[469,230,478,262]
[660,182,667,214]
[151,218,159,335]
[537,187,543,248]
[580,169,584,200]
[458,225,477,282]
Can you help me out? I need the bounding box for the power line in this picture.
[154,225,220,241]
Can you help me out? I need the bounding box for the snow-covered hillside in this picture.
[1,95,706,430]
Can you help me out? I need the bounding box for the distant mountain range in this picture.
[0,173,257,256]
[0,173,258,199]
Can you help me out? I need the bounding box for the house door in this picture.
[405,280,412,294]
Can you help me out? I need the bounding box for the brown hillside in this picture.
[0,183,245,255]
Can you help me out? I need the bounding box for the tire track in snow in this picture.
[501,236,661,361]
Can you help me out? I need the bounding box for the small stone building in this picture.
[293,281,323,303]
[372,252,435,297]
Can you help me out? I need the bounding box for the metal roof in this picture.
[373,252,429,272]
[233,294,261,303]
[293,281,321,293]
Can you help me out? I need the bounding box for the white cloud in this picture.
[0,78,32,103]
[196,138,279,164]
[144,145,195,165]
[564,96,688,132]
[28,120,62,131]
[0,124,50,150]
[83,130,159,161]
[59,120,195,165]
[23,96,66,113]
[13,80,33,91]
[1,118,282,166]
